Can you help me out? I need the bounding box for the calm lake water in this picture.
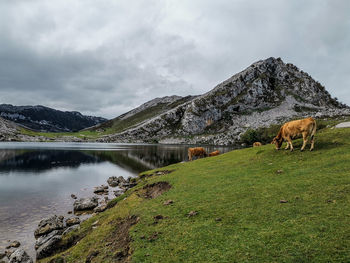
[0,142,235,258]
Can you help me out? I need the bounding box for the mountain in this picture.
[88,95,196,134]
[99,57,350,145]
[0,104,107,132]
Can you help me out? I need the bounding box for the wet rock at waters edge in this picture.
[62,224,80,236]
[36,234,62,260]
[107,176,126,187]
[6,241,20,249]
[70,194,77,199]
[0,251,6,259]
[93,185,108,194]
[65,217,80,227]
[34,215,64,238]
[73,197,98,211]
[8,248,33,263]
[113,189,124,197]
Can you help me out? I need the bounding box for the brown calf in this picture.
[188,147,208,161]
[253,142,262,147]
[209,150,220,157]
[271,117,316,151]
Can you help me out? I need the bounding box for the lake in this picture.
[0,142,235,258]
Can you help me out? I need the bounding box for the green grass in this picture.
[40,125,350,263]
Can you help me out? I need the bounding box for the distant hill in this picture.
[0,104,107,132]
[98,57,350,145]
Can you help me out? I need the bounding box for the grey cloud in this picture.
[0,0,349,118]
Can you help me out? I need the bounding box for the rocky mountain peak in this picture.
[100,57,349,145]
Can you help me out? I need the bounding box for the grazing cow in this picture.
[188,147,208,161]
[253,142,262,147]
[271,117,316,151]
[209,150,220,157]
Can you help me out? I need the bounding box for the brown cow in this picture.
[253,142,262,147]
[188,147,208,161]
[209,150,220,157]
[271,117,316,151]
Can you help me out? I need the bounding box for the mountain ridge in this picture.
[97,57,349,145]
[0,104,107,132]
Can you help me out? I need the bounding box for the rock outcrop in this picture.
[98,57,350,145]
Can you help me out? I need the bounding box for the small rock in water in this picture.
[70,194,77,199]
[93,185,108,194]
[6,240,20,249]
[67,211,73,214]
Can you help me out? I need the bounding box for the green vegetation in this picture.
[41,125,350,262]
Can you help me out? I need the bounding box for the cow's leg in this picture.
[287,136,294,151]
[188,152,192,161]
[301,132,308,151]
[310,135,315,151]
[284,141,290,150]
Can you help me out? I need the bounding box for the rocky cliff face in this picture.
[99,57,350,145]
[0,104,107,132]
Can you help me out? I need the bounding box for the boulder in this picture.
[8,248,33,263]
[93,201,107,213]
[65,217,80,227]
[73,197,98,211]
[36,235,62,260]
[35,230,61,250]
[34,215,64,238]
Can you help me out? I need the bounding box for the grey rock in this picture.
[93,185,108,194]
[65,217,80,227]
[73,197,98,211]
[113,189,124,197]
[35,230,61,249]
[335,122,350,128]
[34,215,64,238]
[8,248,33,263]
[36,235,62,260]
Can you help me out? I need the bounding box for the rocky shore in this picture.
[0,175,138,262]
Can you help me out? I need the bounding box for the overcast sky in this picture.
[0,0,349,118]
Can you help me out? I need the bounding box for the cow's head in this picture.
[271,137,283,150]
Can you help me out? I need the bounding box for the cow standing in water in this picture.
[188,147,208,161]
[271,117,316,151]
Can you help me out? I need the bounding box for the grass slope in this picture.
[41,126,350,263]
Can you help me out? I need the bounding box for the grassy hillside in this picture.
[41,126,350,263]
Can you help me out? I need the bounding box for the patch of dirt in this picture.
[140,182,172,199]
[106,215,140,263]
[85,250,99,263]
[139,170,175,179]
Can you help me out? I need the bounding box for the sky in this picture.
[0,0,349,119]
